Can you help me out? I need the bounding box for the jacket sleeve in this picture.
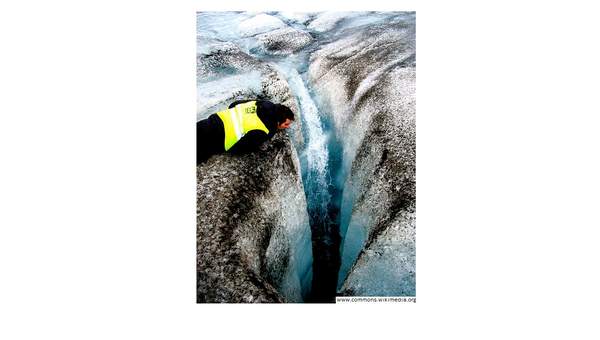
[228,99,251,109]
[227,130,269,154]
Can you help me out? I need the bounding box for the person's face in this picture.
[278,118,293,129]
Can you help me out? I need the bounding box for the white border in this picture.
[1,0,599,339]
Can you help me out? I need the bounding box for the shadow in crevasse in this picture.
[304,118,345,303]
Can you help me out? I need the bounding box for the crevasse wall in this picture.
[197,12,313,302]
[307,12,416,296]
[197,135,313,302]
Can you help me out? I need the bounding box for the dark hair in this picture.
[273,104,295,123]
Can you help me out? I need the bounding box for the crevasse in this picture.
[277,66,343,302]
[197,11,414,301]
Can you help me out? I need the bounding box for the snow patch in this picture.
[197,11,254,41]
[307,12,361,33]
[238,13,288,37]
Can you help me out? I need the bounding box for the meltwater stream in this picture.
[282,68,343,302]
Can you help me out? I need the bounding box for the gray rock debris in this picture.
[197,133,313,303]
[307,12,416,296]
[255,27,314,55]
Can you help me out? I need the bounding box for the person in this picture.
[197,99,295,164]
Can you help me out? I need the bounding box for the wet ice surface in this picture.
[197,11,415,301]
[196,71,263,120]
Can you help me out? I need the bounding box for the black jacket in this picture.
[196,99,281,164]
[226,99,280,153]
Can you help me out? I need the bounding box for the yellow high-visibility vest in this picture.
[216,101,270,151]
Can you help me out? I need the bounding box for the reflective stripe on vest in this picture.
[216,101,270,151]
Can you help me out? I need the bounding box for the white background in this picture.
[1,0,599,339]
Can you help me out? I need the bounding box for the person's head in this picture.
[274,104,295,129]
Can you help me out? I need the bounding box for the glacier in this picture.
[197,11,415,302]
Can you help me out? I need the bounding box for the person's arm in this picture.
[228,130,269,154]
[228,99,252,109]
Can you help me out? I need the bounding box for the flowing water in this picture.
[281,67,343,302]
[197,11,405,302]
